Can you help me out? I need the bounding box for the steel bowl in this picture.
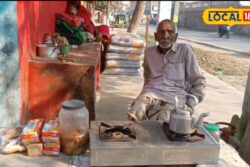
[36,44,58,58]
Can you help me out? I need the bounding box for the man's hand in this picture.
[186,96,198,115]
[186,105,194,115]
[186,97,198,107]
[127,111,138,121]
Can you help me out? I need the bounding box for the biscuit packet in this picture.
[21,119,44,145]
[41,118,60,143]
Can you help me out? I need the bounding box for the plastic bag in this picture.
[111,33,145,48]
[106,60,142,69]
[0,127,26,154]
[1,137,26,154]
[108,45,144,54]
[103,68,142,76]
[106,52,143,62]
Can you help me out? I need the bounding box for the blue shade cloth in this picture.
[0,1,20,127]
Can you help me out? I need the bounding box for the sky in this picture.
[184,1,250,6]
[239,1,250,6]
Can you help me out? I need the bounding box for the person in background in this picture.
[66,1,111,72]
[128,19,206,122]
[66,1,101,41]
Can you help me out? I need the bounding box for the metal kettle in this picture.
[169,94,209,134]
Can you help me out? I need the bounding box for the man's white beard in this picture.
[159,42,172,49]
[158,39,173,49]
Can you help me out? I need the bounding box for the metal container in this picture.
[36,44,58,58]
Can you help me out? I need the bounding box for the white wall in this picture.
[158,1,172,22]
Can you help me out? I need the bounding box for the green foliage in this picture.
[95,1,107,11]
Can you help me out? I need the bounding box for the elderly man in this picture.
[128,19,206,122]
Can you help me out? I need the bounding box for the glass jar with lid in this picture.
[59,99,89,155]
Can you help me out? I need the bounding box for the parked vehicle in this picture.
[112,15,128,28]
[218,25,230,38]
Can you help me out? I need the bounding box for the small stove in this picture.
[98,121,136,142]
[90,121,220,166]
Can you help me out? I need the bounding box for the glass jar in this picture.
[59,99,89,155]
[204,123,220,142]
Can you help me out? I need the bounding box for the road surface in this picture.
[139,24,250,55]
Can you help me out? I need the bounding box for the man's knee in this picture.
[128,95,150,121]
[155,103,175,122]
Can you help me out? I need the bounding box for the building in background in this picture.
[158,1,173,23]
[179,1,250,36]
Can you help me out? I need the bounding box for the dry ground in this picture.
[179,39,250,93]
[193,46,249,93]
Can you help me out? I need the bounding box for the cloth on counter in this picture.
[64,2,111,42]
[56,19,88,46]
[103,68,142,76]
[106,60,142,69]
[96,25,111,44]
[106,52,143,62]
[56,13,85,28]
[111,33,146,48]
[108,44,144,54]
[73,5,111,44]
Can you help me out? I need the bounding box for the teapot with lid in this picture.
[169,94,209,134]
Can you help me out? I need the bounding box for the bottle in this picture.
[59,99,89,155]
[44,33,52,44]
[204,123,220,142]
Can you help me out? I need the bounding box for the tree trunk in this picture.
[106,1,110,26]
[241,66,250,126]
[127,1,146,34]
[239,122,250,164]
[239,66,250,164]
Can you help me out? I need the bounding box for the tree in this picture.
[239,67,250,164]
[127,1,146,34]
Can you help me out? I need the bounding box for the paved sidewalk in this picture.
[0,27,249,167]
[96,72,244,126]
[0,72,248,167]
[0,152,90,167]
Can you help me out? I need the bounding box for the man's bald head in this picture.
[154,19,178,52]
[157,19,177,33]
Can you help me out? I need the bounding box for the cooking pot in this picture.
[36,44,58,58]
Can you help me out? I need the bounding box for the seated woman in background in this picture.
[66,1,110,42]
[66,1,111,72]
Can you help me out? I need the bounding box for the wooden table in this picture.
[26,42,101,122]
